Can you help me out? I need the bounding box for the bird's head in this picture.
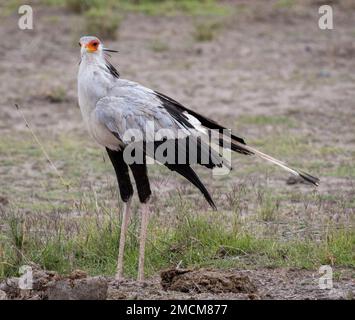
[79,36,118,56]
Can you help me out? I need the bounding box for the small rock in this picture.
[0,278,20,297]
[0,290,7,300]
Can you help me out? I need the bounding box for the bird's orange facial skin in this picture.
[85,40,100,53]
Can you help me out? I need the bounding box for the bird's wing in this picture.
[104,80,249,153]
[97,82,227,164]
[97,80,225,144]
[99,80,319,186]
[96,85,221,209]
[152,90,252,155]
[95,94,187,144]
[95,90,225,168]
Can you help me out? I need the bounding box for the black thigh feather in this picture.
[106,148,134,202]
[129,160,152,204]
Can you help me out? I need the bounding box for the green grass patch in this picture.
[39,0,230,16]
[274,0,295,9]
[84,6,121,40]
[192,20,222,42]
[250,134,311,158]
[256,188,280,222]
[150,39,170,52]
[1,209,353,279]
[325,164,355,178]
[237,114,297,127]
[120,0,230,16]
[0,134,113,207]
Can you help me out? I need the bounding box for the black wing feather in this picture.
[142,140,218,209]
[105,59,120,78]
[155,91,252,155]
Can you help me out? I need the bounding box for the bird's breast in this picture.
[78,68,109,122]
[88,112,124,151]
[78,67,122,150]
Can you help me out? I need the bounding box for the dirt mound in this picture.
[161,268,258,295]
[46,276,107,300]
[0,267,108,300]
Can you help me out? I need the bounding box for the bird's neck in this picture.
[79,53,105,83]
[80,52,106,68]
[78,52,108,112]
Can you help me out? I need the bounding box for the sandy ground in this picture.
[0,2,354,299]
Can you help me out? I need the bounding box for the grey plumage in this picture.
[95,92,185,144]
[77,35,319,282]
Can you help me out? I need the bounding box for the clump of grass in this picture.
[45,87,68,103]
[8,216,26,270]
[62,0,122,40]
[326,164,355,178]
[64,0,85,13]
[274,0,295,9]
[85,7,121,40]
[64,0,107,13]
[238,115,296,127]
[0,212,26,277]
[193,20,222,42]
[150,39,169,53]
[225,183,248,214]
[1,205,354,280]
[256,188,280,222]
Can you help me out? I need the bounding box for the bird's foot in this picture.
[114,272,126,283]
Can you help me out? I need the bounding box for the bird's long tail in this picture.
[228,135,319,186]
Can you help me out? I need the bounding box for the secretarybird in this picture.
[77,36,319,281]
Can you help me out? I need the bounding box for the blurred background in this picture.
[0,0,354,298]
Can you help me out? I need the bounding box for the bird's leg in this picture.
[137,202,150,282]
[115,198,132,281]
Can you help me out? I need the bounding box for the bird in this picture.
[77,35,319,282]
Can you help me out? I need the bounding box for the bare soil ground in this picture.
[1,266,353,300]
[110,267,354,300]
[0,2,354,299]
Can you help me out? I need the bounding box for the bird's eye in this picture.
[93,42,98,47]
